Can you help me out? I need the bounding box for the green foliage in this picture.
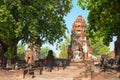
[40,46,50,59]
[0,0,72,60]
[89,31,111,56]
[58,35,70,58]
[58,36,71,50]
[17,42,25,60]
[0,0,72,56]
[78,0,120,46]
[40,46,56,59]
[59,49,68,58]
[0,0,72,45]
[4,47,15,59]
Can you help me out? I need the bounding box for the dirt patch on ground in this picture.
[0,65,120,80]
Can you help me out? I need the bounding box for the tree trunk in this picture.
[114,36,120,57]
[0,40,8,67]
[0,38,19,68]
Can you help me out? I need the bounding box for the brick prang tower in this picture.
[70,15,93,62]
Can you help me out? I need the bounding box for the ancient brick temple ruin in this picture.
[27,43,40,61]
[68,15,93,62]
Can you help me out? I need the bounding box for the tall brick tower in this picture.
[69,15,93,62]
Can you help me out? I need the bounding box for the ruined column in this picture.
[69,15,93,62]
[28,43,40,61]
[33,44,40,61]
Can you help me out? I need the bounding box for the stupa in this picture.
[68,15,93,62]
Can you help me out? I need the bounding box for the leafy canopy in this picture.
[59,49,68,58]
[78,0,120,46]
[89,31,110,56]
[0,0,72,46]
[58,36,70,58]
[17,43,25,60]
[58,36,71,50]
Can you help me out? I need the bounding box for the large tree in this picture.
[0,0,72,65]
[77,0,120,46]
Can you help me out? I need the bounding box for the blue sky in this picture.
[42,0,115,57]
[64,0,89,33]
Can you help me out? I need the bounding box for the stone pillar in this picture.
[27,43,40,61]
[33,44,40,61]
[6,59,12,68]
[67,45,72,62]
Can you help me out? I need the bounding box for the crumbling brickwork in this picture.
[69,15,93,62]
